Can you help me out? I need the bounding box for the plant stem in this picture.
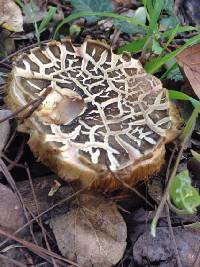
[151,103,200,237]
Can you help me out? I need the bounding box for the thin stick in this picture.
[151,104,200,236]
[106,161,154,208]
[0,253,27,267]
[0,40,49,65]
[0,228,82,267]
[166,204,183,267]
[25,163,58,267]
[0,181,94,249]
[0,86,52,124]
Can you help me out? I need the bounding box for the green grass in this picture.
[14,0,200,234]
[16,0,57,44]
[54,0,199,77]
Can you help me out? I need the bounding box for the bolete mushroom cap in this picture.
[5,39,182,189]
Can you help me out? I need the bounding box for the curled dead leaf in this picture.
[176,43,200,100]
[51,194,127,267]
[0,0,23,32]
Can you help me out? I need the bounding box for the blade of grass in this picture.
[142,0,152,22]
[146,0,164,38]
[118,25,197,54]
[117,37,147,53]
[180,103,200,141]
[161,24,180,53]
[151,102,200,237]
[53,11,147,38]
[145,33,200,74]
[161,25,197,39]
[38,6,57,34]
[169,90,200,107]
[160,62,177,80]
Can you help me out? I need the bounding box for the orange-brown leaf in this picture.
[176,43,200,100]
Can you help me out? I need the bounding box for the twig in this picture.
[0,158,37,245]
[0,40,49,65]
[0,253,27,267]
[166,204,183,267]
[25,163,58,267]
[105,161,154,208]
[111,28,121,48]
[0,228,82,267]
[151,104,200,236]
[0,86,52,124]
[2,136,26,171]
[4,128,17,151]
[0,180,94,249]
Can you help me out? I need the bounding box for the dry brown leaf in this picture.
[51,194,127,267]
[133,227,200,267]
[176,43,200,100]
[0,183,26,234]
[0,0,23,32]
[0,110,11,153]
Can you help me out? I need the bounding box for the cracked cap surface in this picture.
[6,39,181,189]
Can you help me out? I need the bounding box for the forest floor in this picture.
[0,0,200,266]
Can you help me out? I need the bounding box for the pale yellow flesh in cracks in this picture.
[5,39,182,189]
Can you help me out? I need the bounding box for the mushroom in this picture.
[5,39,182,190]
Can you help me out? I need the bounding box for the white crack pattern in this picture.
[11,40,171,171]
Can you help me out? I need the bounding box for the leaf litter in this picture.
[0,0,200,267]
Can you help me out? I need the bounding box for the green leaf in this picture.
[180,103,200,141]
[146,0,165,38]
[54,12,147,38]
[70,0,113,23]
[143,0,153,20]
[117,37,147,53]
[145,33,200,74]
[161,63,183,81]
[113,7,146,34]
[170,170,200,214]
[152,39,163,54]
[161,25,197,39]
[160,15,179,29]
[69,24,81,37]
[168,90,200,107]
[163,0,174,14]
[191,150,200,162]
[38,6,57,34]
[118,26,197,54]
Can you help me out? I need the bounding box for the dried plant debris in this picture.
[0,110,11,153]
[0,183,26,234]
[133,227,200,267]
[5,39,182,190]
[0,0,23,32]
[174,0,200,26]
[51,194,127,267]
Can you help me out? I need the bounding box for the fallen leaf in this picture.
[51,194,127,267]
[0,110,11,153]
[176,43,200,100]
[133,227,200,267]
[0,0,23,32]
[0,183,26,234]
